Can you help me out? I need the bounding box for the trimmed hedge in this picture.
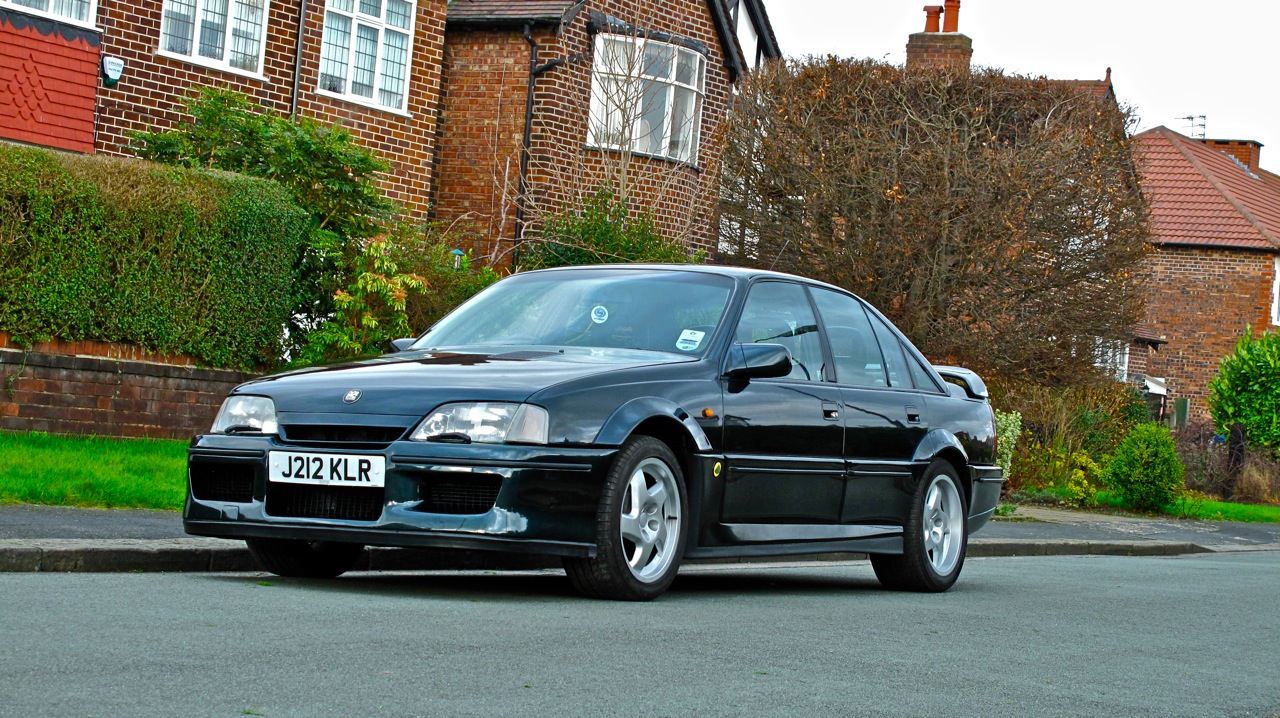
[0,144,307,370]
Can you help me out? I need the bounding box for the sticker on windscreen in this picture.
[591,305,609,324]
[676,329,706,351]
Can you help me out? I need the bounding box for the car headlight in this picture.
[410,402,548,445]
[211,396,278,435]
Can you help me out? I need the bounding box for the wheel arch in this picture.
[912,429,972,506]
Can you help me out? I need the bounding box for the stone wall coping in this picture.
[0,347,259,384]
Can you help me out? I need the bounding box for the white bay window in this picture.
[318,0,414,113]
[160,0,267,75]
[588,33,705,164]
[5,0,96,27]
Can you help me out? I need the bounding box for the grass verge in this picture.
[1015,485,1280,523]
[0,431,186,510]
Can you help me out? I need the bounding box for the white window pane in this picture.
[638,80,668,156]
[676,50,696,86]
[385,0,411,30]
[51,0,91,22]
[13,0,50,12]
[697,55,705,92]
[670,87,696,161]
[199,0,230,60]
[329,0,353,11]
[378,29,408,108]
[358,0,380,18]
[319,11,351,93]
[352,24,378,98]
[162,0,196,54]
[590,76,627,147]
[642,42,673,80]
[599,36,633,75]
[229,0,264,71]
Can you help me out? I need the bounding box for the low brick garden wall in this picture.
[0,333,256,440]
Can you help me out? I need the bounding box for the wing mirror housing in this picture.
[934,365,989,400]
[724,343,793,381]
[389,338,416,353]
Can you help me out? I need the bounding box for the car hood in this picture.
[237,347,696,416]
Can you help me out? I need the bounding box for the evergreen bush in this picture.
[1104,424,1185,512]
[1208,328,1280,451]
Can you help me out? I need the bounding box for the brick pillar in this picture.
[1201,139,1263,174]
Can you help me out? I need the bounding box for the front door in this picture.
[720,281,845,524]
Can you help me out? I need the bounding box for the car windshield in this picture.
[413,268,735,356]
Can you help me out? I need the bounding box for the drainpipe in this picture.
[515,24,568,264]
[290,0,309,119]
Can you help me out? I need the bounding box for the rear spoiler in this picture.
[933,366,989,400]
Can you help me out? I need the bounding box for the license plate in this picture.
[268,451,386,487]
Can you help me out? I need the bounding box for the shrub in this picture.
[993,409,1021,480]
[1175,420,1235,499]
[0,144,307,369]
[519,188,700,269]
[1208,327,1280,451]
[383,221,503,333]
[1104,424,1185,512]
[1235,450,1280,505]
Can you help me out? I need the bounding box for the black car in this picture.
[185,264,1003,600]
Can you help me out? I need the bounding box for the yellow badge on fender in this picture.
[713,462,722,478]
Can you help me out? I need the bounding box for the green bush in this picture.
[519,189,700,269]
[0,144,307,369]
[1209,328,1280,450]
[384,222,502,333]
[993,409,1022,479]
[1104,423,1185,512]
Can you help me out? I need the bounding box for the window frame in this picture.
[586,32,706,165]
[157,0,271,80]
[315,0,416,115]
[2,0,98,30]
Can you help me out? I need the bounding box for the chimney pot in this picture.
[924,5,943,32]
[943,0,960,32]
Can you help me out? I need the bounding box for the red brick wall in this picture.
[905,32,973,71]
[93,0,446,214]
[0,338,254,439]
[435,0,734,260]
[433,28,533,250]
[0,8,99,154]
[1142,245,1278,419]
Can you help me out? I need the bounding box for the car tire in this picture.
[563,436,688,601]
[871,459,967,592]
[245,538,365,578]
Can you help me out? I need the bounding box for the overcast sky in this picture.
[766,1,1278,172]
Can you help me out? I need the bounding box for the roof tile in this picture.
[447,0,575,24]
[1133,126,1280,251]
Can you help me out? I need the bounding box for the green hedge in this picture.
[0,144,307,370]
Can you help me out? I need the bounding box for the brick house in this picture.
[1131,126,1280,421]
[433,0,779,258]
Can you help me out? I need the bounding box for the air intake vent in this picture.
[190,462,255,503]
[265,483,383,521]
[417,474,503,514]
[278,424,407,447]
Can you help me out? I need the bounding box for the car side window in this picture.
[866,310,910,388]
[907,353,944,393]
[810,288,888,387]
[734,281,824,382]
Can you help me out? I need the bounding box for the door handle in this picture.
[822,401,840,421]
[906,405,921,424]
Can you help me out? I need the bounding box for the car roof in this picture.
[518,263,852,294]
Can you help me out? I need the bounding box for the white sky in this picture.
[767,0,1279,172]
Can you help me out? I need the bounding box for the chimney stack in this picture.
[906,1,973,72]
[1201,139,1263,174]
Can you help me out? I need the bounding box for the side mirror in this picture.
[724,343,793,381]
[934,365,989,399]
[389,338,416,353]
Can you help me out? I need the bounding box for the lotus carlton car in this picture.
[185,264,1004,600]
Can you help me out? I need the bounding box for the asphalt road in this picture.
[2,553,1278,718]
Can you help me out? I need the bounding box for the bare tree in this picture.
[720,58,1151,385]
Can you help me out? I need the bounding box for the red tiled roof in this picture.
[447,0,576,24]
[1070,80,1111,101]
[1133,126,1280,252]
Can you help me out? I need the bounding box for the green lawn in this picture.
[0,431,187,510]
[1028,486,1280,523]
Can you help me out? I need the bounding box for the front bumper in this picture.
[183,434,618,558]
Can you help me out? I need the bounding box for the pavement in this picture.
[2,502,1279,573]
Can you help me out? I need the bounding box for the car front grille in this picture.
[190,462,255,503]
[417,474,503,514]
[278,424,407,448]
[265,483,384,521]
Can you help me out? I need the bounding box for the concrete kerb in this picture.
[0,536,1242,574]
